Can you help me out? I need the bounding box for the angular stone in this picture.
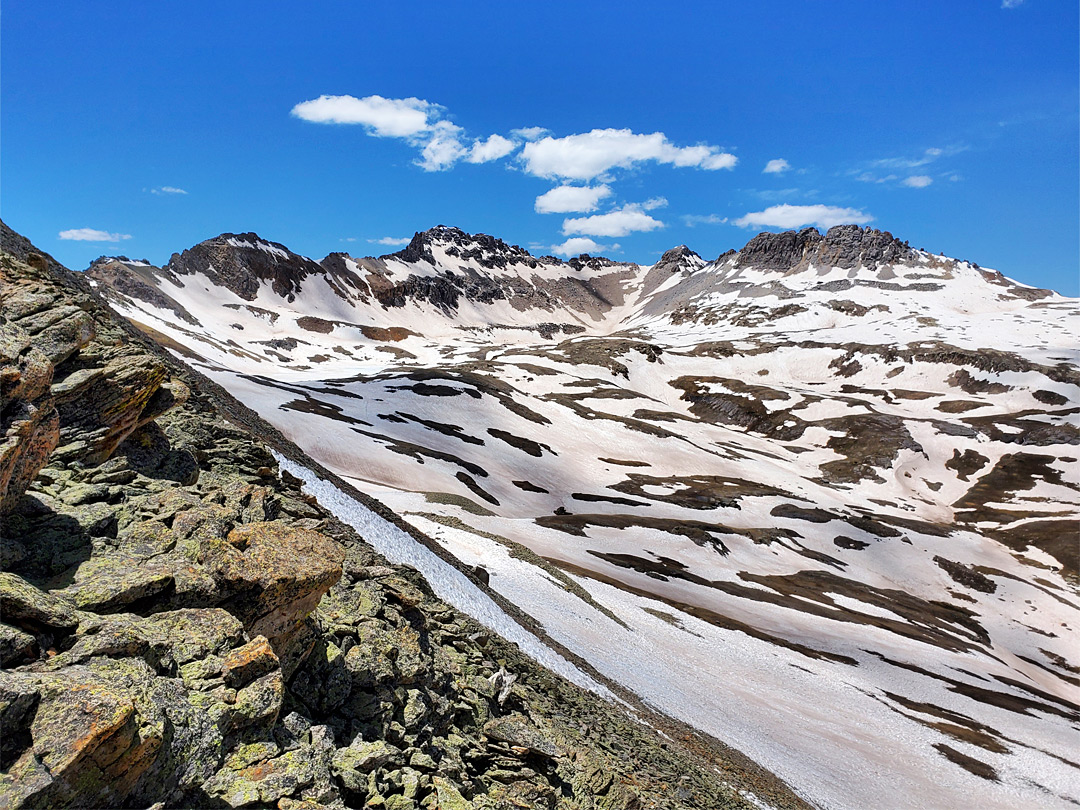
[331,739,401,790]
[483,715,560,758]
[54,554,174,613]
[52,354,172,465]
[0,622,36,666]
[223,636,279,688]
[53,608,245,672]
[430,776,472,810]
[0,571,78,632]
[0,326,59,515]
[209,521,344,668]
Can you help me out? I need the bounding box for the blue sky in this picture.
[3,1,1077,293]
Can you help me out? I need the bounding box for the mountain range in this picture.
[2,220,1077,809]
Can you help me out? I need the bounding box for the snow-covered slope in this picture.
[89,224,1080,809]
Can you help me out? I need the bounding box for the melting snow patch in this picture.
[271,451,612,698]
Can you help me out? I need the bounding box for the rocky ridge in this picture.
[733,225,915,271]
[0,223,805,809]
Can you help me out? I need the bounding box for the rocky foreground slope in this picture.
[0,223,807,809]
[84,223,1080,809]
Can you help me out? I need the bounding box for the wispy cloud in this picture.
[855,172,898,184]
[511,126,548,141]
[535,184,612,214]
[520,128,736,181]
[682,214,728,227]
[733,204,872,230]
[1001,0,1023,7]
[150,186,188,195]
[763,158,790,174]
[902,175,933,188]
[562,203,665,237]
[550,237,619,257]
[869,145,965,171]
[417,120,468,171]
[752,187,807,201]
[368,236,411,246]
[58,228,132,242]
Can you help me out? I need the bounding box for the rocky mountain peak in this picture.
[735,225,915,271]
[392,225,538,270]
[165,231,325,302]
[654,244,704,274]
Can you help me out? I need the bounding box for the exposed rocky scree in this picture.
[1,224,807,808]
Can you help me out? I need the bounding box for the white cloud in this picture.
[467,134,517,164]
[682,214,728,227]
[417,120,467,171]
[902,175,933,188]
[562,204,665,237]
[58,228,132,242]
[150,186,188,195]
[733,204,872,230]
[641,196,668,210]
[291,94,438,137]
[520,128,737,180]
[293,93,521,173]
[511,126,549,141]
[1002,0,1023,7]
[368,236,411,246]
[763,158,790,174]
[550,237,619,257]
[535,184,612,214]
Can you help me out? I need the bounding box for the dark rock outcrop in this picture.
[0,326,58,515]
[735,225,915,271]
[165,232,330,302]
[653,244,703,274]
[85,258,200,325]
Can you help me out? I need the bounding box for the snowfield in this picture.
[91,225,1080,809]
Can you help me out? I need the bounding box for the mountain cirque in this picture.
[2,218,1077,809]
[0,221,808,810]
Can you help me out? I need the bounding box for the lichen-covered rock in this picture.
[50,554,175,613]
[53,354,170,464]
[332,740,401,790]
[0,623,36,667]
[482,714,560,758]
[0,326,59,514]
[208,521,345,669]
[0,572,79,633]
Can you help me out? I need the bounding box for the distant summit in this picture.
[735,224,914,271]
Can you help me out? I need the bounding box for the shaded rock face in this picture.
[2,238,189,472]
[85,258,201,326]
[735,224,915,271]
[0,221,805,810]
[166,232,330,302]
[0,325,59,514]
